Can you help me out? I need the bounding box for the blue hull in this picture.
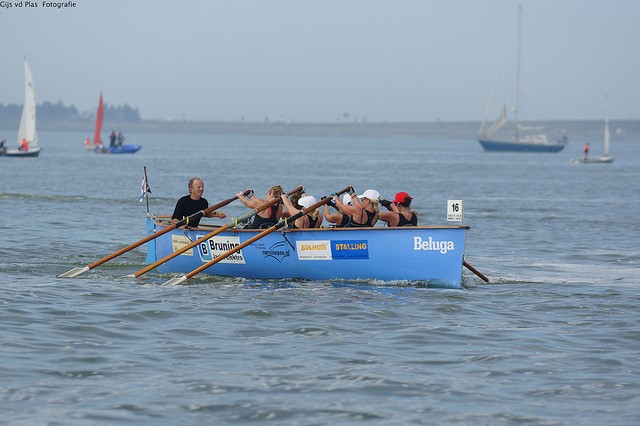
[96,144,142,154]
[478,139,565,152]
[146,219,469,289]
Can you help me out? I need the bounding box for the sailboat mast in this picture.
[513,5,522,141]
[604,91,610,156]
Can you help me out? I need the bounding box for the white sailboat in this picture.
[3,58,41,158]
[571,93,614,164]
[478,5,568,153]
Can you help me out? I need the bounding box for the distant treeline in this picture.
[0,101,141,127]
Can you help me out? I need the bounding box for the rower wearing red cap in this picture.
[379,191,418,227]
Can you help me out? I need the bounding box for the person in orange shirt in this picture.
[583,143,589,160]
[20,138,28,151]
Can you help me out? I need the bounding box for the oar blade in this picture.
[163,275,188,286]
[57,266,90,278]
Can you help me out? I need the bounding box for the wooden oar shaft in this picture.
[186,226,278,279]
[58,190,251,278]
[175,188,253,228]
[87,226,174,269]
[88,190,250,270]
[178,186,350,283]
[133,223,232,277]
[463,260,489,283]
[137,185,304,277]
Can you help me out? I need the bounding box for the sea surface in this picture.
[1,129,639,425]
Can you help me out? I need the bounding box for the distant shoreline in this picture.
[4,119,640,141]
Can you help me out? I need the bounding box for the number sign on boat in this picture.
[447,200,464,223]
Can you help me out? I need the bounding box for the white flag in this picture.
[139,173,151,202]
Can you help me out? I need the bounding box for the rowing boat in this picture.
[145,217,470,289]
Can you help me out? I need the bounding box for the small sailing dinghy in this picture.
[571,94,614,164]
[3,58,41,158]
[92,93,142,155]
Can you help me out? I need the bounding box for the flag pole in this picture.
[143,166,151,217]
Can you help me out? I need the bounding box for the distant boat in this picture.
[477,6,567,153]
[92,93,142,154]
[571,94,614,164]
[2,58,41,158]
[95,143,142,154]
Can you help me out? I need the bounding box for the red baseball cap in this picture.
[392,192,412,203]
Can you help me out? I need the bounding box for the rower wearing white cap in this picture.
[281,193,324,229]
[323,193,352,228]
[333,187,380,228]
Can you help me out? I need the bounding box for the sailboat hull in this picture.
[570,155,614,164]
[95,144,142,154]
[478,138,566,153]
[3,147,41,157]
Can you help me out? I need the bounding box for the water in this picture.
[1,129,639,425]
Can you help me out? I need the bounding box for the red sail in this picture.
[93,92,104,145]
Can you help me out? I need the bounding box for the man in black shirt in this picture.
[172,177,226,228]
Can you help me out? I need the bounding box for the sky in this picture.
[1,0,639,123]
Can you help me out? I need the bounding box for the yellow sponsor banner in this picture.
[171,235,193,256]
[296,240,332,260]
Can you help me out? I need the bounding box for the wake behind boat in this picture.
[477,6,567,153]
[2,58,41,158]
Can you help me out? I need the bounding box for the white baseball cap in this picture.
[358,189,380,202]
[298,195,318,209]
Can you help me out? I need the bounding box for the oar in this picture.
[463,260,490,283]
[132,185,304,278]
[162,186,351,286]
[58,189,252,278]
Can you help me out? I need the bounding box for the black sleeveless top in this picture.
[288,213,319,229]
[397,212,418,226]
[347,209,377,228]
[246,204,281,229]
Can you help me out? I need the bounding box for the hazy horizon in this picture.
[2,0,639,123]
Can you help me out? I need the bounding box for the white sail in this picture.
[16,59,38,149]
[484,106,507,138]
[603,92,610,156]
[603,113,610,156]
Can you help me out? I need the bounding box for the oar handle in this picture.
[283,186,351,225]
[175,188,252,228]
[252,185,304,216]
